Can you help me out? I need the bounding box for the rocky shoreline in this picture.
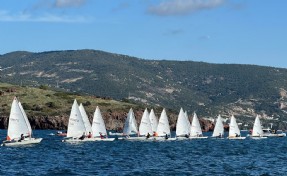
[0,110,226,132]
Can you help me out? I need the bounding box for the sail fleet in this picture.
[2,97,286,146]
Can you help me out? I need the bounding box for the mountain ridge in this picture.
[1,49,287,129]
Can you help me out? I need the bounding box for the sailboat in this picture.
[211,115,224,138]
[154,108,176,141]
[62,99,88,142]
[250,115,267,139]
[79,103,92,135]
[176,108,190,140]
[190,112,208,139]
[139,108,153,137]
[119,108,144,140]
[91,106,114,141]
[227,115,246,140]
[149,109,158,133]
[2,97,42,146]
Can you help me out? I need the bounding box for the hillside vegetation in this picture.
[0,83,181,130]
[1,50,287,129]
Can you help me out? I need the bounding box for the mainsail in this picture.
[176,108,189,136]
[190,112,203,137]
[123,108,138,135]
[92,106,107,137]
[139,108,153,135]
[7,97,31,140]
[229,115,241,137]
[67,99,86,138]
[156,108,171,136]
[252,115,264,136]
[212,115,224,137]
[79,103,92,134]
[149,109,158,132]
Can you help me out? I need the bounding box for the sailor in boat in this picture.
[217,133,223,138]
[79,132,86,140]
[184,134,189,138]
[99,132,105,139]
[165,134,169,140]
[235,133,240,137]
[87,132,92,138]
[18,134,25,142]
[146,133,151,139]
[153,131,158,137]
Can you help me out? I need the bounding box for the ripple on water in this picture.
[0,130,287,175]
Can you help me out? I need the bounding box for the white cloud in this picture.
[0,10,90,23]
[148,0,225,16]
[53,0,86,8]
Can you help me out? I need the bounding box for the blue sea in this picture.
[0,130,286,176]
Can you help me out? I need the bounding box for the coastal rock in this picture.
[0,110,214,131]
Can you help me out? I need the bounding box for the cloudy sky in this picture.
[1,0,287,68]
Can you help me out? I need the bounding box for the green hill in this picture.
[1,50,287,129]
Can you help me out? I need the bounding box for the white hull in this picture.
[153,137,176,141]
[2,138,42,146]
[62,137,115,142]
[92,138,115,141]
[109,132,123,136]
[250,136,267,139]
[176,136,191,140]
[227,137,246,140]
[263,133,286,137]
[118,136,152,141]
[176,136,208,140]
[189,136,208,139]
[118,136,176,141]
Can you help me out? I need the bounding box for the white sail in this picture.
[7,97,31,140]
[212,115,224,137]
[18,102,32,136]
[149,109,158,132]
[176,108,189,136]
[184,111,191,134]
[79,103,92,134]
[190,112,203,137]
[123,108,138,135]
[92,106,107,137]
[229,115,241,137]
[252,115,264,136]
[139,108,153,135]
[156,108,171,136]
[67,99,86,138]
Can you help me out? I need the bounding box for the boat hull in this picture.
[2,138,42,146]
[62,137,115,142]
[109,132,123,136]
[118,136,152,141]
[189,136,208,139]
[176,136,190,140]
[263,133,286,137]
[118,136,176,141]
[250,136,267,139]
[227,137,246,140]
[153,137,176,141]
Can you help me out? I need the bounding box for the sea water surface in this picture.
[0,130,287,176]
